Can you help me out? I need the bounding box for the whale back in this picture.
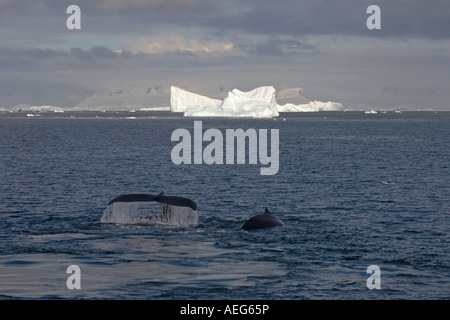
[241,208,283,231]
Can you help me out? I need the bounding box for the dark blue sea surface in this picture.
[0,112,449,299]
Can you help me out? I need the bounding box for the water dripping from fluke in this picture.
[101,192,199,227]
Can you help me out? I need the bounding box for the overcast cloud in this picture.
[1,0,449,110]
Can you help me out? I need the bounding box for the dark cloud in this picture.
[246,38,316,56]
[1,0,449,39]
[0,47,132,73]
[223,0,450,39]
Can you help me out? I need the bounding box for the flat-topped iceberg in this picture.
[170,86,343,118]
[170,86,222,113]
[278,101,343,112]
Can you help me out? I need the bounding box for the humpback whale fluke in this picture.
[154,192,198,211]
[102,192,198,226]
[107,192,198,211]
[241,208,284,231]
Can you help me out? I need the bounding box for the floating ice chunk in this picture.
[171,86,279,118]
[277,100,344,112]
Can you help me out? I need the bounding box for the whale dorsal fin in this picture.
[158,191,165,196]
[264,208,272,214]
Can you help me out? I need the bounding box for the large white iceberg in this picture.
[171,86,279,118]
[170,86,343,118]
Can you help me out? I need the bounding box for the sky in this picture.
[1,0,449,110]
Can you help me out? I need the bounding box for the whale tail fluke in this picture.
[102,192,198,226]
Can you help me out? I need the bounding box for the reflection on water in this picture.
[0,234,287,299]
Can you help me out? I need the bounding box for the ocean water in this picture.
[0,112,449,300]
